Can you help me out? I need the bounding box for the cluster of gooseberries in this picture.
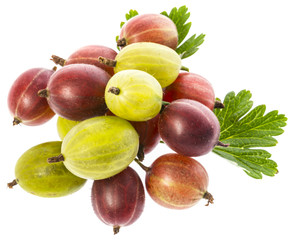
[7,12,226,234]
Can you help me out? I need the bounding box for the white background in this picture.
[1,0,293,239]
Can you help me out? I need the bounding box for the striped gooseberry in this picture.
[7,67,56,126]
[8,141,86,197]
[91,167,145,234]
[47,116,139,180]
[135,153,214,209]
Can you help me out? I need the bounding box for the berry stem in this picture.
[7,179,18,189]
[38,89,49,98]
[180,65,189,72]
[160,101,170,113]
[214,100,225,109]
[113,226,120,235]
[47,154,65,163]
[13,117,21,126]
[137,144,145,162]
[216,141,230,147]
[98,56,117,67]
[203,191,214,206]
[117,38,127,47]
[162,101,171,106]
[51,55,66,66]
[134,158,151,172]
[108,87,120,95]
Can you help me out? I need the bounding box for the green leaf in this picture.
[176,34,206,59]
[116,9,139,50]
[119,9,139,29]
[213,147,277,179]
[161,5,205,59]
[120,22,125,28]
[213,90,287,179]
[161,6,190,45]
[125,9,139,21]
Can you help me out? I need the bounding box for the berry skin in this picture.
[48,116,139,180]
[159,99,220,157]
[163,72,215,110]
[136,153,213,209]
[105,69,163,122]
[99,42,182,88]
[118,13,178,49]
[8,141,86,198]
[52,45,117,76]
[38,64,110,121]
[91,167,145,234]
[7,68,55,126]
